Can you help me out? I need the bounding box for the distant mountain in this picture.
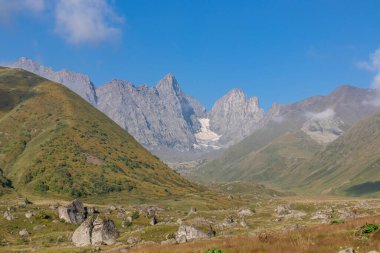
[10,58,265,161]
[196,85,380,196]
[96,75,205,151]
[0,67,197,199]
[209,88,264,146]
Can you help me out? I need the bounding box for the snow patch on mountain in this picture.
[194,118,222,149]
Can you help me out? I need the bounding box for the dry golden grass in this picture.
[121,216,380,253]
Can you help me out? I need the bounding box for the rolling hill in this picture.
[0,67,198,200]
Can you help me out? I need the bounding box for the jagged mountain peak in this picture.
[156,73,181,95]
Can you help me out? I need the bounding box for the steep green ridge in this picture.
[193,113,306,183]
[0,68,198,200]
[295,109,380,196]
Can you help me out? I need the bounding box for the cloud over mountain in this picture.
[55,0,124,45]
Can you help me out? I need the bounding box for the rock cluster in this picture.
[57,199,87,224]
[71,216,119,247]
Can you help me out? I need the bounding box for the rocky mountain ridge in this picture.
[9,57,264,160]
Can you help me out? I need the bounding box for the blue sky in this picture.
[1,0,380,110]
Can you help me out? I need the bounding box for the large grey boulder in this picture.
[72,217,93,247]
[91,216,119,246]
[58,199,86,224]
[175,225,209,243]
[72,216,119,247]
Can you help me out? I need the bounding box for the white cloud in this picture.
[358,49,380,106]
[54,0,124,45]
[306,108,335,120]
[0,0,45,24]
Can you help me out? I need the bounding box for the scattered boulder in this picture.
[91,216,119,246]
[146,207,157,217]
[240,219,249,228]
[224,216,234,225]
[275,205,291,215]
[150,216,158,225]
[18,199,32,208]
[19,229,29,237]
[127,236,141,245]
[72,217,93,247]
[338,248,355,253]
[58,199,86,224]
[3,210,14,221]
[175,225,212,243]
[25,211,34,219]
[190,207,197,213]
[237,207,253,217]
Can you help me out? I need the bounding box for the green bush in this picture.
[330,219,344,225]
[360,223,379,234]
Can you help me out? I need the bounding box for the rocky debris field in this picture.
[0,196,380,252]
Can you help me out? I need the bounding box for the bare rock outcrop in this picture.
[72,216,119,247]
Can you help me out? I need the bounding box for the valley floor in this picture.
[1,191,380,253]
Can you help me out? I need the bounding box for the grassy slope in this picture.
[198,104,380,197]
[194,115,305,183]
[295,109,380,196]
[0,68,199,201]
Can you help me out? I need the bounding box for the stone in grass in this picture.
[338,249,356,253]
[127,236,141,245]
[91,216,119,246]
[175,225,210,243]
[19,229,29,237]
[150,216,158,225]
[25,211,34,219]
[3,210,14,221]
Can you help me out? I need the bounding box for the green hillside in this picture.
[193,113,307,183]
[0,68,198,200]
[295,109,380,196]
[197,105,380,197]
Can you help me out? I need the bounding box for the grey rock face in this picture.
[96,75,204,151]
[72,217,93,247]
[57,199,86,224]
[210,88,265,146]
[11,57,97,105]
